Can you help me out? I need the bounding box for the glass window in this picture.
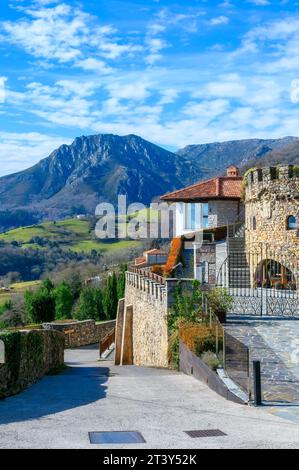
[184,203,209,230]
[196,262,209,283]
[287,215,297,230]
[203,203,209,229]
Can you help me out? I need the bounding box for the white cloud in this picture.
[145,37,168,65]
[210,16,230,26]
[0,2,141,71]
[0,132,70,176]
[1,1,299,169]
[248,0,270,5]
[106,81,151,102]
[0,77,7,103]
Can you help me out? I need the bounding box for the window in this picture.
[287,215,297,230]
[252,216,257,230]
[202,203,209,229]
[184,203,209,230]
[196,262,209,284]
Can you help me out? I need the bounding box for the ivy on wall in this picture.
[0,332,22,388]
[0,330,64,399]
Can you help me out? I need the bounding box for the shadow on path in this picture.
[0,348,109,425]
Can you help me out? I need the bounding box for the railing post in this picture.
[253,360,262,406]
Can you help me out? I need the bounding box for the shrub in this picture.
[195,333,218,357]
[164,237,183,276]
[206,288,233,316]
[201,351,221,371]
[0,331,22,388]
[179,322,212,353]
[168,329,180,370]
[54,282,74,320]
[179,321,223,359]
[75,287,105,321]
[169,280,202,331]
[24,288,55,323]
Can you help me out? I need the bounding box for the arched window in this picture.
[287,215,297,230]
[252,216,257,230]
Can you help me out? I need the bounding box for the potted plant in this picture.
[206,288,233,324]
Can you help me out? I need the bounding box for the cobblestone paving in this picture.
[225,319,299,404]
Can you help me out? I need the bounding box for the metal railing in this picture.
[99,328,115,357]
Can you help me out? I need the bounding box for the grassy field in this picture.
[0,219,91,243]
[0,218,142,255]
[0,280,42,306]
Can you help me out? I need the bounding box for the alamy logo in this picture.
[95,196,176,240]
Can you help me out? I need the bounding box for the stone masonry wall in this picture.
[125,278,169,368]
[245,165,299,250]
[195,244,216,285]
[125,272,194,368]
[0,329,64,399]
[245,165,299,285]
[42,320,116,349]
[208,200,241,228]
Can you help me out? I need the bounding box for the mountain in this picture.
[0,133,298,229]
[177,137,299,179]
[0,134,201,221]
[242,140,299,171]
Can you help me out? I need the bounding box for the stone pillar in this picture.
[114,299,125,366]
[120,305,134,366]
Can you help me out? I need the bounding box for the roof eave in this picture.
[160,196,241,202]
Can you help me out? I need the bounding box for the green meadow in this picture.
[0,218,142,255]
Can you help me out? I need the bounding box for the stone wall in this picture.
[245,165,299,286]
[208,200,241,228]
[0,329,64,399]
[124,272,194,368]
[195,243,216,285]
[42,320,116,349]
[125,277,168,368]
[245,165,299,249]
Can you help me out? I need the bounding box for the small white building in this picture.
[161,166,243,237]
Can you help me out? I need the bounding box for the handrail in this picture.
[100,328,115,356]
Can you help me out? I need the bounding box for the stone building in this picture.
[160,166,244,284]
[245,165,299,289]
[161,166,243,238]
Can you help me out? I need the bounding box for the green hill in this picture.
[0,218,141,254]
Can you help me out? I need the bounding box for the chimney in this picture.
[227,165,240,177]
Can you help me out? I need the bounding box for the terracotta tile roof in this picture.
[161,176,243,202]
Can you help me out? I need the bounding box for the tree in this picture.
[104,273,118,320]
[117,264,127,300]
[42,278,54,292]
[25,288,55,323]
[67,271,83,300]
[75,287,101,321]
[54,282,74,320]
[93,288,105,321]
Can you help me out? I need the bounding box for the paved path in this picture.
[0,345,299,449]
[225,319,299,403]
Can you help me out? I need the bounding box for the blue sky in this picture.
[0,0,299,176]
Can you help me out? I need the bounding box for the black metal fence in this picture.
[217,244,299,316]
